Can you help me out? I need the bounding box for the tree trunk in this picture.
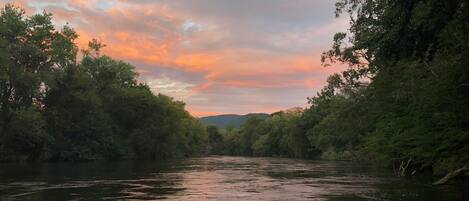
[433,166,467,185]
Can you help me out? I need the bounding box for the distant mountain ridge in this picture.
[200,113,269,129]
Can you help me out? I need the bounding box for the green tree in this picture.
[239,117,265,156]
[45,68,117,161]
[318,0,469,174]
[0,107,49,161]
[207,125,223,154]
[0,4,77,161]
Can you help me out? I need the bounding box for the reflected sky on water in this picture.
[0,156,467,200]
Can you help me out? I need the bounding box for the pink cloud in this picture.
[8,0,348,116]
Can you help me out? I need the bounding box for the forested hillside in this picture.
[200,113,269,129]
[0,5,208,162]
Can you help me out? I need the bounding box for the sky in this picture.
[2,0,348,117]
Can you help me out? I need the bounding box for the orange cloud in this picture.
[174,53,219,72]
[68,0,88,8]
[18,0,348,115]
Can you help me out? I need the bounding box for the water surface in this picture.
[0,156,467,200]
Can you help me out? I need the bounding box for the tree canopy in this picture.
[1,1,468,177]
[0,4,208,162]
[208,0,469,176]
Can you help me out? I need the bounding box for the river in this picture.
[0,156,467,200]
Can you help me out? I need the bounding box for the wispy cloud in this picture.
[1,0,348,116]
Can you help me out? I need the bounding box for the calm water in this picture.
[0,156,467,201]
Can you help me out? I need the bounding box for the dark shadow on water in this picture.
[0,156,467,200]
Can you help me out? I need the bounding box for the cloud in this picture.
[186,85,314,116]
[1,0,349,116]
[145,75,195,100]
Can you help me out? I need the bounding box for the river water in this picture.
[0,156,467,200]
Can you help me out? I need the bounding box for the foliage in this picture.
[1,107,49,162]
[212,0,469,176]
[206,125,223,154]
[200,113,269,129]
[323,0,469,174]
[1,1,468,177]
[217,109,313,158]
[0,5,208,162]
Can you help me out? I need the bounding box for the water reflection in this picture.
[0,156,466,200]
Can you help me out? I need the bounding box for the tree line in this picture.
[1,0,468,177]
[0,5,208,162]
[206,0,469,177]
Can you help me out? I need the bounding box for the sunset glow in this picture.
[3,0,348,116]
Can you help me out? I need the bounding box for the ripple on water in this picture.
[0,156,466,201]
